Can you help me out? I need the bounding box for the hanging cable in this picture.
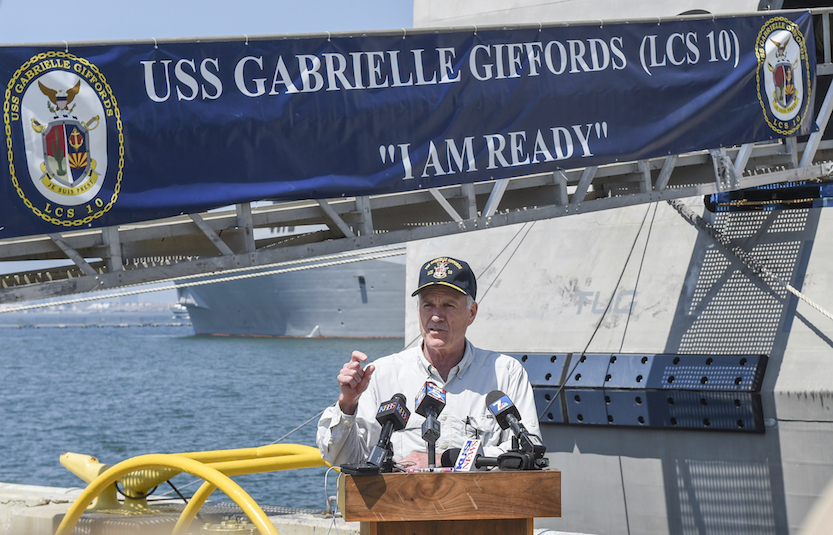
[476,221,536,305]
[618,203,659,352]
[404,221,536,349]
[270,409,326,444]
[537,204,655,421]
[165,480,207,523]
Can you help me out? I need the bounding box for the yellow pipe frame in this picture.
[55,444,329,535]
[174,481,217,535]
[172,448,327,535]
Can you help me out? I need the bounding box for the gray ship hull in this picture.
[178,256,405,337]
[406,197,833,534]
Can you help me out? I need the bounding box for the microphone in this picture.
[441,444,546,471]
[365,393,410,471]
[440,441,498,471]
[415,382,446,467]
[485,390,547,458]
[440,448,459,468]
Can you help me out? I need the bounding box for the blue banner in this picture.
[0,12,816,238]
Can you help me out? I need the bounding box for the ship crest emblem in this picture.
[32,80,101,191]
[431,260,451,280]
[4,51,123,228]
[756,17,812,136]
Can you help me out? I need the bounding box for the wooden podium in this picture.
[338,469,561,535]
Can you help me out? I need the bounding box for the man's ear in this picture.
[467,302,478,325]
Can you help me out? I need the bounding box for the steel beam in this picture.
[102,226,123,273]
[429,188,464,222]
[235,203,256,253]
[482,178,509,217]
[189,213,235,256]
[732,144,754,178]
[569,166,597,209]
[48,234,98,277]
[316,199,355,238]
[800,79,833,168]
[356,196,375,236]
[654,155,678,192]
[461,183,477,219]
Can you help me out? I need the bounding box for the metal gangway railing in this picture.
[55,444,329,535]
[3,8,833,307]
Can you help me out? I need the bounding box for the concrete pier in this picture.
[0,482,359,535]
[0,481,586,535]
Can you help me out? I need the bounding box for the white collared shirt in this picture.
[316,339,540,466]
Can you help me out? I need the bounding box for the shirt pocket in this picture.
[464,408,503,446]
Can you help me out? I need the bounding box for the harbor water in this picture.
[0,310,404,511]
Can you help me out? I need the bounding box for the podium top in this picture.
[338,469,561,522]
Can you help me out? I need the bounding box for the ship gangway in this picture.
[2,7,833,307]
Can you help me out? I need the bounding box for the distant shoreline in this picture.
[0,306,191,328]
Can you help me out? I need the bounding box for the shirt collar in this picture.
[416,339,474,381]
[455,340,475,378]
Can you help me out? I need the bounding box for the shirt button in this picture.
[441,415,447,421]
[343,421,351,426]
[441,443,448,449]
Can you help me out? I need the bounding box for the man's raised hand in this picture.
[337,350,375,415]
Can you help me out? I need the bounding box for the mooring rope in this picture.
[667,199,833,323]
[0,246,406,313]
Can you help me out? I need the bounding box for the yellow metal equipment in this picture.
[55,444,330,535]
[61,452,181,512]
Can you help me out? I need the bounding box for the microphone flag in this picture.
[454,439,484,471]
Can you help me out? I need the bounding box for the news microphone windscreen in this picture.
[415,382,447,417]
[485,389,520,430]
[485,390,504,407]
[376,393,410,431]
[440,448,461,467]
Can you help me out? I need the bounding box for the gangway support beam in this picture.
[356,195,375,236]
[569,166,597,209]
[461,183,477,219]
[2,156,832,306]
[655,155,677,193]
[429,188,464,222]
[710,148,739,192]
[189,213,235,257]
[483,178,509,217]
[101,226,123,273]
[235,203,256,253]
[733,143,754,178]
[48,233,98,277]
[554,170,569,206]
[786,137,799,168]
[801,78,833,167]
[638,161,652,194]
[317,199,355,238]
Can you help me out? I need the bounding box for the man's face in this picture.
[418,286,477,354]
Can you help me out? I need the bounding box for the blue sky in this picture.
[0,0,413,44]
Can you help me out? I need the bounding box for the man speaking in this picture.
[316,256,540,469]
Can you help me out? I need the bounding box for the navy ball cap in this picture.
[411,257,476,300]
